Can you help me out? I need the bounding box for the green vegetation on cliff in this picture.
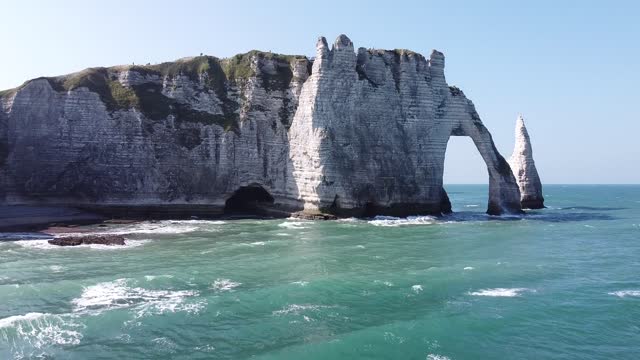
[0,88,16,98]
[2,50,309,131]
[39,63,238,131]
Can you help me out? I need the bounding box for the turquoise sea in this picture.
[1,185,639,359]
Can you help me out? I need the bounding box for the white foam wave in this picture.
[278,221,310,229]
[49,265,65,272]
[0,312,83,350]
[469,288,534,297]
[272,304,335,316]
[291,281,309,286]
[608,290,640,298]
[337,217,359,222]
[427,354,451,360]
[356,245,366,249]
[93,221,203,235]
[53,220,226,238]
[464,204,479,208]
[13,239,150,250]
[144,275,174,281]
[241,241,266,247]
[463,267,475,271]
[211,278,241,292]
[368,215,438,227]
[0,313,47,329]
[412,285,423,293]
[72,278,203,317]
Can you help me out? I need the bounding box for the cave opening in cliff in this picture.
[224,185,275,215]
[443,136,489,212]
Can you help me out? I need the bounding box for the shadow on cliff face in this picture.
[224,185,275,216]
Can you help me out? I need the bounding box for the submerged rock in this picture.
[509,115,544,209]
[48,234,126,246]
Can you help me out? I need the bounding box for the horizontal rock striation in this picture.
[509,115,544,209]
[0,35,524,217]
[289,35,521,216]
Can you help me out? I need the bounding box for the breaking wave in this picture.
[369,215,438,227]
[13,239,150,250]
[272,304,336,316]
[0,312,83,355]
[608,290,640,298]
[278,221,310,229]
[211,278,242,292]
[427,355,452,360]
[49,220,227,238]
[72,278,204,318]
[468,288,534,297]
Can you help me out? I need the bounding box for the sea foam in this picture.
[278,221,310,229]
[72,278,204,317]
[427,355,451,360]
[211,278,242,292]
[468,288,534,297]
[608,290,640,298]
[368,215,438,227]
[272,304,336,316]
[14,239,150,250]
[0,312,83,351]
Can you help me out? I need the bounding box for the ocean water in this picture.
[1,185,639,359]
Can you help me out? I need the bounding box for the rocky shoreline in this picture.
[0,204,341,234]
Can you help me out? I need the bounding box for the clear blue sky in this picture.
[1,0,638,184]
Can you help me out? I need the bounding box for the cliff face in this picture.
[509,115,544,209]
[0,35,524,217]
[289,35,521,215]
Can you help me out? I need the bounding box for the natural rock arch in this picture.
[446,121,522,214]
[288,34,523,217]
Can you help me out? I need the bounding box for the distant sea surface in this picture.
[1,185,639,359]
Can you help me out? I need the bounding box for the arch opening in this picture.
[443,136,489,213]
[224,185,274,216]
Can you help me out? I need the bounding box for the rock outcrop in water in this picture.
[0,35,525,217]
[509,115,544,209]
[48,234,126,246]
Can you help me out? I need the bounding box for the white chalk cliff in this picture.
[509,115,544,209]
[0,35,527,217]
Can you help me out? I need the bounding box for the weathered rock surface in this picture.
[288,36,521,215]
[509,115,544,209]
[48,234,126,246]
[0,35,525,216]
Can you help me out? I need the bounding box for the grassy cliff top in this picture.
[0,50,310,131]
[0,50,309,97]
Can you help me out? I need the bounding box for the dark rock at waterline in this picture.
[291,212,338,220]
[48,235,126,246]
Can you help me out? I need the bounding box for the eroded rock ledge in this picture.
[0,34,532,217]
